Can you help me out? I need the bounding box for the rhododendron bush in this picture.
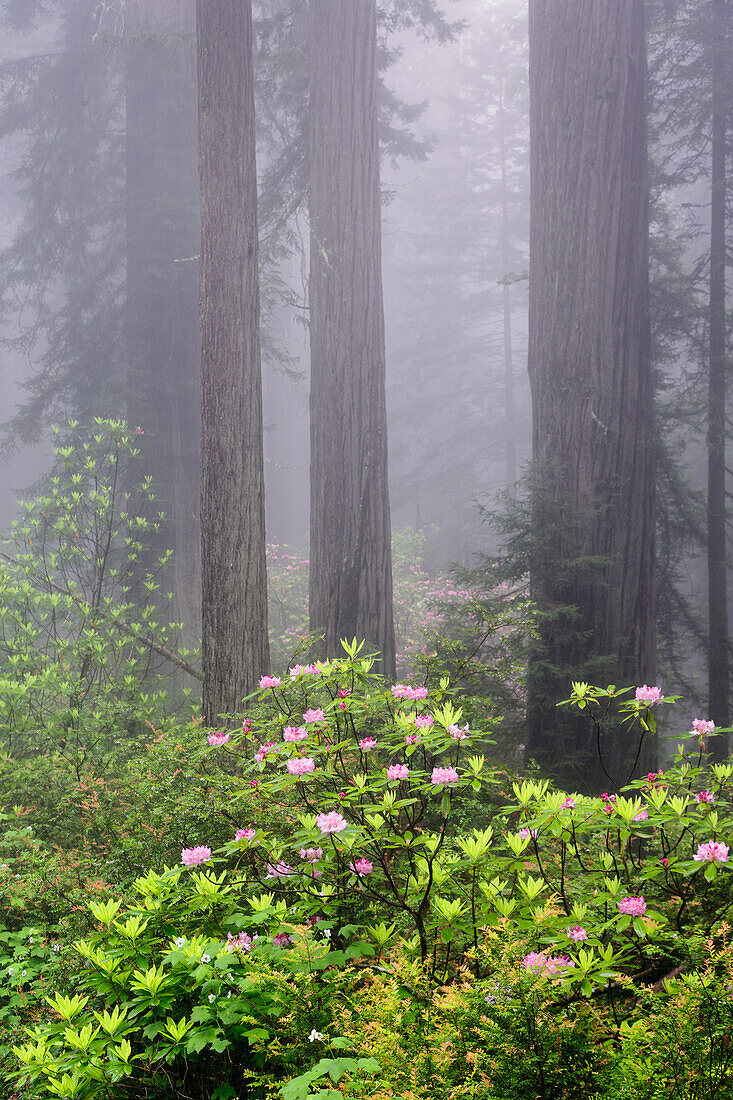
[11,652,733,1099]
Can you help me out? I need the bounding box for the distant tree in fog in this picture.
[124,0,201,650]
[527,0,655,790]
[197,0,269,718]
[308,0,396,674]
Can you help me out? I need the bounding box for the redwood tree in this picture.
[527,0,656,789]
[308,0,396,674]
[197,0,269,719]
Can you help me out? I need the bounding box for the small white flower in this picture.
[323,929,331,940]
[227,991,232,999]
[308,1029,324,1043]
[201,953,211,963]
[175,937,186,949]
[7,967,13,975]
[52,944,60,952]
[21,970,26,977]
[28,937,33,943]
[208,993,215,1003]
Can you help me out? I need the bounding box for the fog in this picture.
[0,0,729,718]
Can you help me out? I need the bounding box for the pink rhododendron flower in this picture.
[289,663,321,677]
[449,723,469,740]
[284,726,308,742]
[207,731,230,747]
[566,925,588,943]
[359,738,377,750]
[431,766,459,787]
[235,828,257,842]
[259,675,281,689]
[617,896,646,916]
[523,952,575,975]
[561,797,576,810]
[659,856,669,867]
[265,862,293,878]
[635,685,662,706]
[316,811,347,835]
[300,847,323,862]
[227,931,254,953]
[338,689,350,698]
[518,828,538,840]
[242,718,251,734]
[350,858,373,877]
[391,684,427,700]
[691,718,715,738]
[694,840,729,863]
[181,846,211,867]
[387,764,409,782]
[414,715,434,728]
[273,933,294,947]
[303,708,325,724]
[633,809,648,821]
[404,733,419,745]
[254,741,277,764]
[287,757,315,775]
[695,790,715,806]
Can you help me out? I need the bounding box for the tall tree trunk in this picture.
[527,0,655,790]
[125,0,201,654]
[707,0,729,759]
[308,0,396,675]
[197,0,269,719]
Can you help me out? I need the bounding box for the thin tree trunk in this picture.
[308,0,396,675]
[527,0,655,790]
[707,0,729,758]
[197,0,269,720]
[125,0,201,655]
[499,78,517,489]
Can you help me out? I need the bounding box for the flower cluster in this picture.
[265,862,293,878]
[523,952,575,975]
[289,664,321,677]
[283,726,308,742]
[181,846,211,867]
[259,675,281,689]
[303,708,325,724]
[254,741,276,764]
[386,763,409,782]
[391,684,428,700]
[635,685,663,706]
[350,858,373,877]
[286,757,315,776]
[226,931,254,953]
[316,811,347,835]
[431,766,459,787]
[566,925,588,943]
[617,896,646,917]
[207,731,230,747]
[694,841,729,863]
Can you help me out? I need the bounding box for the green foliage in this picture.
[0,418,198,769]
[7,657,733,1098]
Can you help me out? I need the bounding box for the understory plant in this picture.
[0,418,199,770]
[11,653,733,1098]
